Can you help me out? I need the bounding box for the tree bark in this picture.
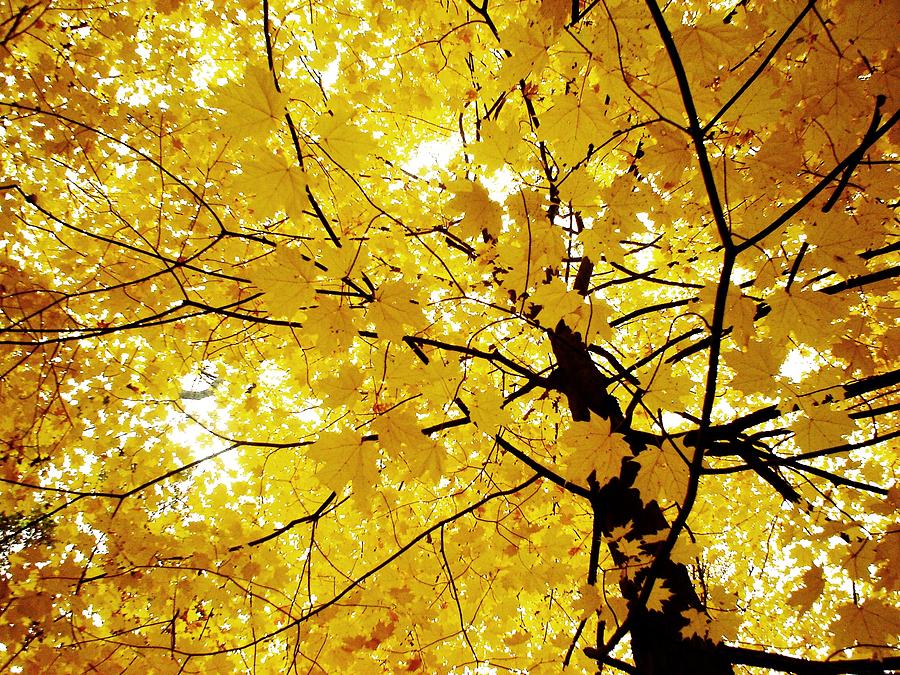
[549,322,734,674]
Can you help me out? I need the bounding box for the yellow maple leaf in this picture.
[830,599,900,648]
[540,91,611,167]
[467,387,509,435]
[764,287,847,347]
[707,608,742,644]
[874,532,899,592]
[642,365,696,416]
[213,64,286,140]
[367,281,425,342]
[304,297,358,354]
[647,582,673,612]
[579,220,627,267]
[680,608,712,640]
[791,396,856,450]
[788,564,825,612]
[557,166,603,211]
[372,405,421,454]
[632,439,690,506]
[573,583,604,621]
[671,13,745,78]
[699,283,758,349]
[234,152,307,220]
[804,207,881,277]
[670,536,703,567]
[469,119,524,173]
[316,240,370,278]
[447,180,503,241]
[404,436,447,482]
[314,104,377,173]
[561,417,632,487]
[498,19,554,89]
[246,247,317,318]
[527,277,585,329]
[307,430,378,501]
[316,367,366,407]
[726,339,785,397]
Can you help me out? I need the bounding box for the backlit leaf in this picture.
[560,417,632,487]
[307,430,378,501]
[247,246,317,318]
[2,1,897,671]
[214,64,287,140]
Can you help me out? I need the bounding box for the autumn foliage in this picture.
[1,0,899,672]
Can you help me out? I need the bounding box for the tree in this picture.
[0,0,897,672]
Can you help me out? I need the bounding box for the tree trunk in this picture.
[549,322,734,674]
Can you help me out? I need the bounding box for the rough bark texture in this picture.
[549,322,734,675]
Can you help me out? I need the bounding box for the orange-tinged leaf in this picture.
[765,287,847,347]
[788,565,825,612]
[9,592,53,622]
[504,630,531,647]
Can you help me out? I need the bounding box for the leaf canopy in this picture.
[1,0,898,673]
